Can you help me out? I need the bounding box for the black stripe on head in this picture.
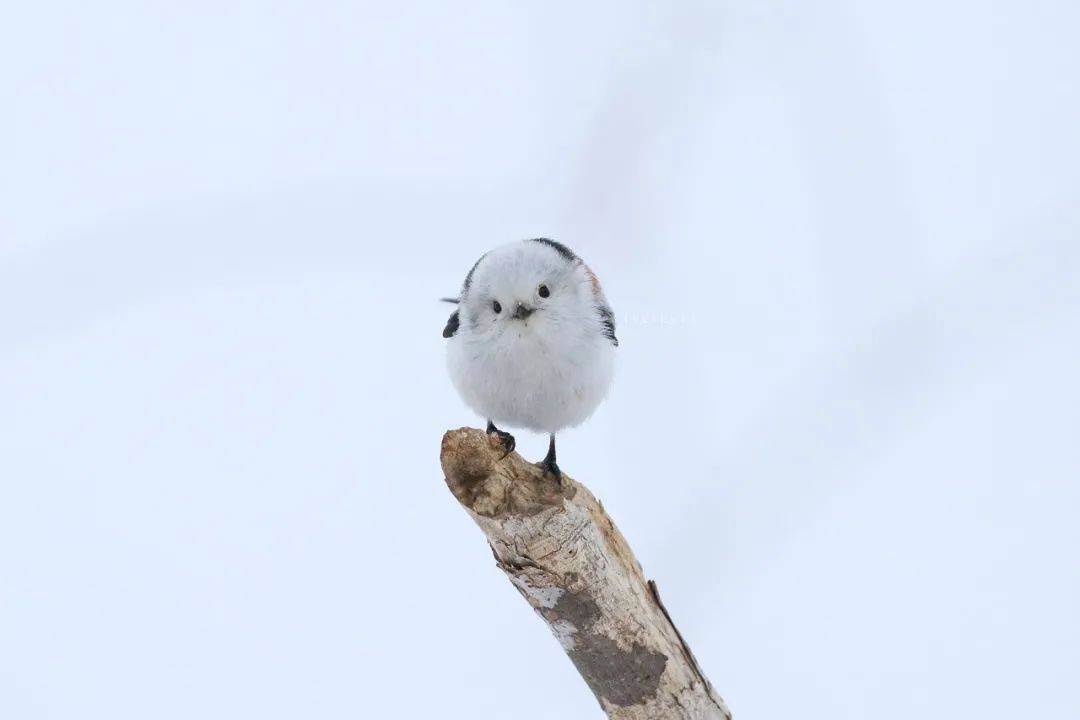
[598,304,618,347]
[461,252,488,296]
[529,238,577,263]
[442,309,460,338]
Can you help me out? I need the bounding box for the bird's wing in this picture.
[583,264,618,347]
[442,309,460,338]
[598,303,618,347]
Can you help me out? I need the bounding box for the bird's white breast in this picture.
[446,316,615,434]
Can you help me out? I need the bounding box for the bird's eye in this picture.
[538,284,550,298]
[492,300,502,314]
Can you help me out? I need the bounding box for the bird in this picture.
[441,238,617,479]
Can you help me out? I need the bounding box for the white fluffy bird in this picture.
[442,239,617,478]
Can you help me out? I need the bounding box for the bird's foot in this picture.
[538,434,562,485]
[540,458,562,484]
[486,423,516,459]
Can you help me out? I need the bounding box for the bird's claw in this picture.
[540,459,562,484]
[488,428,516,459]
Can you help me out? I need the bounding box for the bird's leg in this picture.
[486,420,515,459]
[540,434,561,482]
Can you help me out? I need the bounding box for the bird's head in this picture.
[456,239,595,340]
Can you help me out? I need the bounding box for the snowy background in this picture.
[2,2,1078,718]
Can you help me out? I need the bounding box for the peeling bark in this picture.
[441,428,731,720]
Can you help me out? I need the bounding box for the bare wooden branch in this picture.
[441,428,732,720]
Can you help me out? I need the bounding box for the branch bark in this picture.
[441,428,731,720]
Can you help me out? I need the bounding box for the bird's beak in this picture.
[511,303,535,321]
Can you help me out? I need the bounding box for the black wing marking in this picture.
[598,304,618,347]
[442,310,460,338]
[443,251,486,338]
[529,238,577,263]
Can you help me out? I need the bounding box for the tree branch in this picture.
[441,428,731,720]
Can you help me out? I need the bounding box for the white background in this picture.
[2,2,1077,718]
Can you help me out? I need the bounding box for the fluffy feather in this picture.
[445,240,617,434]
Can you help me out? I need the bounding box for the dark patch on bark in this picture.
[540,585,601,631]
[569,633,668,707]
[539,584,666,708]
